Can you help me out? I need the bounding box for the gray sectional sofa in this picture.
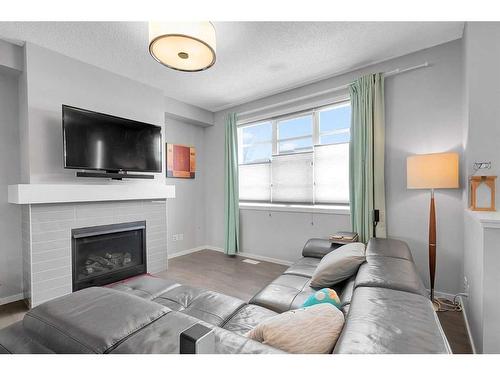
[0,238,451,354]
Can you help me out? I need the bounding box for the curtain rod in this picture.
[237,62,429,118]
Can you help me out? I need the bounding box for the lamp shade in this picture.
[149,22,216,72]
[407,152,459,189]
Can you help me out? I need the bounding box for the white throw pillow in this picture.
[310,242,366,288]
[246,303,344,354]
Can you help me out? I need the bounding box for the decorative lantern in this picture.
[470,176,497,211]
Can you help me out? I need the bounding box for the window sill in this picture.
[239,202,350,215]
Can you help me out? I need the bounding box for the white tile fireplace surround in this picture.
[21,200,168,307]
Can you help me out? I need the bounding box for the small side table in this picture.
[329,231,359,245]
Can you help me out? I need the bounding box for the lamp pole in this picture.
[429,188,436,302]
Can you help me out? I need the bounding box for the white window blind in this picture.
[239,163,271,202]
[314,143,350,203]
[271,152,314,203]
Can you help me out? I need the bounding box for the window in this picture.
[318,103,351,145]
[277,115,313,154]
[238,100,351,205]
[239,121,272,164]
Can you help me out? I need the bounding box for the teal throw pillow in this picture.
[302,288,341,309]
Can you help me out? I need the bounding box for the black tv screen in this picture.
[63,105,162,173]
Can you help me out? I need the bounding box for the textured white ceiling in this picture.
[0,22,464,111]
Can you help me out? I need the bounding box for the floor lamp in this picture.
[407,152,459,305]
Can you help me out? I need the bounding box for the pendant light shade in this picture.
[149,22,216,72]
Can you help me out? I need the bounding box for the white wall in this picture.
[165,116,206,256]
[0,39,22,74]
[164,96,214,127]
[206,40,465,294]
[240,210,350,263]
[23,42,165,184]
[384,40,464,295]
[462,22,500,353]
[463,23,500,194]
[463,210,483,352]
[0,70,23,304]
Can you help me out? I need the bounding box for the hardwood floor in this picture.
[437,310,473,354]
[0,249,473,354]
[0,300,28,330]
[157,250,287,301]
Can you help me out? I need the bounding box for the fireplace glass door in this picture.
[72,221,146,291]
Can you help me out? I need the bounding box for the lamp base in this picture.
[431,297,463,313]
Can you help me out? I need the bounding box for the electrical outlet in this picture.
[172,234,183,241]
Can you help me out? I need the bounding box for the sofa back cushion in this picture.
[23,287,169,353]
[310,242,366,288]
[354,256,427,296]
[365,238,414,261]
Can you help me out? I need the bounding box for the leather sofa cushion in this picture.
[249,274,350,314]
[333,287,451,354]
[23,287,169,353]
[302,238,342,258]
[250,274,315,313]
[153,285,246,327]
[153,285,206,311]
[354,256,427,296]
[283,257,320,278]
[0,322,54,354]
[338,275,356,307]
[110,310,284,354]
[222,304,278,335]
[366,238,414,261]
[108,275,181,300]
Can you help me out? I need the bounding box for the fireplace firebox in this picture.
[72,221,147,291]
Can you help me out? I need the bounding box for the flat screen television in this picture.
[63,105,162,174]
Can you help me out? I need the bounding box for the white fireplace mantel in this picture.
[8,183,175,204]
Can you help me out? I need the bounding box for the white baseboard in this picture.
[204,245,224,253]
[238,251,293,266]
[169,245,293,266]
[458,295,477,354]
[0,293,24,306]
[167,246,207,259]
[204,245,293,266]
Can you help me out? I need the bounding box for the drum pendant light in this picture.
[149,22,216,72]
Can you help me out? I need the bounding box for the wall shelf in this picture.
[8,183,175,204]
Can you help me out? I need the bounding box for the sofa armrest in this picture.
[23,287,169,353]
[0,322,53,354]
[180,323,215,354]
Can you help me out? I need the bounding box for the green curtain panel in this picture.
[349,73,387,243]
[224,112,240,255]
